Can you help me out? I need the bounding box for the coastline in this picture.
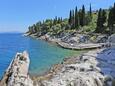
[1,47,115,86]
[25,33,115,86]
[33,48,115,86]
[1,33,115,86]
[25,33,109,50]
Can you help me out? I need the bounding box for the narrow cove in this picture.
[0,33,84,78]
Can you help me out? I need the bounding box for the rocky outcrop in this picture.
[61,34,89,44]
[57,42,106,50]
[107,34,115,47]
[96,35,108,43]
[39,48,115,86]
[0,51,33,86]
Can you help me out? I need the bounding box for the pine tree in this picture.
[75,6,79,28]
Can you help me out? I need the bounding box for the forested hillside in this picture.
[27,3,115,37]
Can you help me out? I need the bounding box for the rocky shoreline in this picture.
[25,32,110,50]
[1,34,115,86]
[1,47,115,86]
[32,48,115,86]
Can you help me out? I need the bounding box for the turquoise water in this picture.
[0,33,81,78]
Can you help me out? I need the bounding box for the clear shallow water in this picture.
[0,33,82,78]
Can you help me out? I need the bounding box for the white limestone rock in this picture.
[0,51,33,86]
[41,49,115,86]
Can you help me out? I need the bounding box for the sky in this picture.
[0,0,114,33]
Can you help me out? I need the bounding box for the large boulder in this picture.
[0,51,33,86]
[108,34,115,43]
[107,34,115,47]
[96,35,108,43]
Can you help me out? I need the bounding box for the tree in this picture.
[57,17,62,23]
[102,10,106,25]
[78,9,82,26]
[107,2,115,34]
[113,3,115,24]
[89,3,92,19]
[96,9,107,33]
[81,5,85,26]
[53,16,58,25]
[33,24,37,33]
[96,8,102,33]
[108,7,114,34]
[71,10,75,29]
[36,21,42,32]
[68,10,72,25]
[75,6,79,28]
[86,4,92,25]
[28,26,32,34]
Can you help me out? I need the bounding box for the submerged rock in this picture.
[0,51,33,86]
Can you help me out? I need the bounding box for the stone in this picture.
[0,51,33,86]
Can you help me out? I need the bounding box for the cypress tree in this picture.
[71,10,75,29]
[78,9,82,26]
[113,3,115,23]
[81,5,85,26]
[75,6,79,28]
[86,4,92,25]
[60,17,63,22]
[108,7,114,34]
[108,3,115,34]
[89,3,92,19]
[96,8,102,33]
[69,10,72,25]
[96,9,106,33]
[53,16,58,25]
[57,17,60,23]
[102,10,106,25]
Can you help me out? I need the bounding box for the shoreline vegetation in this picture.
[1,2,115,86]
[25,3,115,50]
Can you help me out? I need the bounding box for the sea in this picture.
[0,33,82,78]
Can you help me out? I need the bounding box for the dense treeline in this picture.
[27,3,115,37]
[108,3,115,34]
[68,4,92,29]
[96,3,115,34]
